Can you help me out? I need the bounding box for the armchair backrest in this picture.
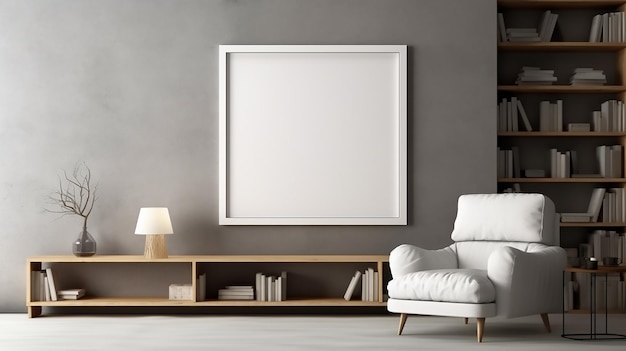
[449,193,558,270]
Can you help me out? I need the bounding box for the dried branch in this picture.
[46,162,97,230]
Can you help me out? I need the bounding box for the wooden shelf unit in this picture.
[498,0,626,313]
[26,255,389,318]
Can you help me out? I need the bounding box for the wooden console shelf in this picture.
[26,255,389,317]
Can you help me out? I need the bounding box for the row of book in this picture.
[589,11,626,43]
[343,268,380,302]
[549,145,623,179]
[497,11,558,42]
[254,272,287,302]
[593,100,626,132]
[498,98,626,132]
[497,97,532,132]
[564,273,626,311]
[30,268,85,301]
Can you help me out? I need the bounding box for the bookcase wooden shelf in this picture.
[560,221,626,227]
[26,255,389,318]
[498,177,626,182]
[499,131,626,136]
[498,0,626,312]
[499,41,626,51]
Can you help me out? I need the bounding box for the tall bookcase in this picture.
[497,1,626,274]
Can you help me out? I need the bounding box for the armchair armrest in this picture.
[487,245,567,318]
[389,244,457,279]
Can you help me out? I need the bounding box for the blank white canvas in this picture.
[219,45,407,225]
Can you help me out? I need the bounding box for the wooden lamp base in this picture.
[144,234,168,259]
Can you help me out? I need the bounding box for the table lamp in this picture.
[134,207,174,259]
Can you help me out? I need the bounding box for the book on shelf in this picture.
[567,123,591,132]
[45,267,58,301]
[560,213,592,223]
[596,144,623,178]
[218,285,255,300]
[516,67,557,85]
[590,11,626,43]
[593,100,625,132]
[196,273,206,302]
[589,14,603,42]
[255,272,287,302]
[58,288,86,300]
[539,100,563,132]
[497,97,533,132]
[523,169,545,178]
[344,270,362,301]
[569,68,606,85]
[588,188,607,223]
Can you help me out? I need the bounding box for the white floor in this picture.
[1,313,625,350]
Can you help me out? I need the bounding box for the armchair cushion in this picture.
[450,193,556,244]
[387,269,496,304]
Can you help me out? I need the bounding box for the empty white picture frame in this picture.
[219,45,407,225]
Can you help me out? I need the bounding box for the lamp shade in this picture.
[134,207,174,235]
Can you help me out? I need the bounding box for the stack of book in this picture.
[516,67,557,85]
[569,68,606,85]
[506,28,540,42]
[589,12,626,42]
[217,286,254,300]
[58,288,86,300]
[255,272,287,302]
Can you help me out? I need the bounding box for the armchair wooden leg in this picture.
[464,318,468,325]
[476,318,485,343]
[540,313,551,333]
[398,313,408,335]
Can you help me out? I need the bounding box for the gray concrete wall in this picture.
[0,0,496,312]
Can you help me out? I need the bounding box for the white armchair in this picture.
[387,193,567,342]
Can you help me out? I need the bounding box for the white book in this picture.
[590,14,603,42]
[544,14,559,42]
[367,268,375,302]
[589,188,607,222]
[255,273,264,301]
[196,273,206,302]
[560,213,592,222]
[45,268,58,301]
[343,271,362,301]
